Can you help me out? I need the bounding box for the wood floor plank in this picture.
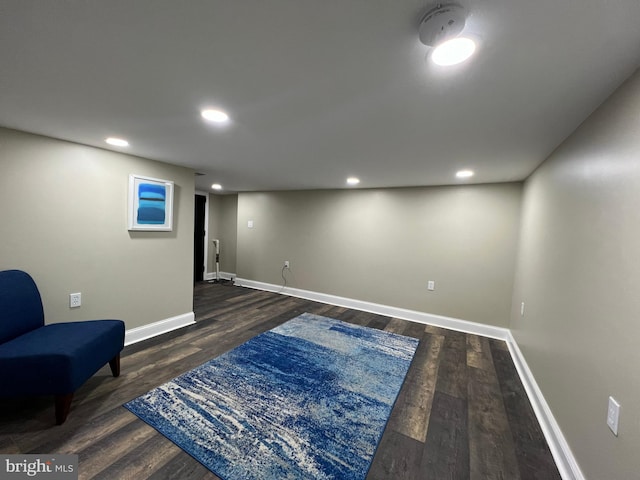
[321,305,349,318]
[467,365,521,480]
[435,332,468,399]
[387,334,444,442]
[467,334,495,371]
[384,317,408,334]
[77,417,159,479]
[27,406,137,455]
[304,301,340,317]
[489,337,510,351]
[402,321,427,339]
[365,314,391,331]
[88,431,179,480]
[489,340,562,480]
[0,283,562,480]
[424,324,455,337]
[336,309,372,326]
[421,391,470,479]
[146,450,220,480]
[367,429,424,480]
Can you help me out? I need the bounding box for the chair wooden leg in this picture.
[55,393,74,425]
[109,353,121,377]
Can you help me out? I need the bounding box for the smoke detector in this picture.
[418,3,467,47]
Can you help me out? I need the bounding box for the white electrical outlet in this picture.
[427,280,435,291]
[284,260,290,269]
[69,293,81,308]
[607,396,620,436]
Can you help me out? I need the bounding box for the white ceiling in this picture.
[1,1,639,193]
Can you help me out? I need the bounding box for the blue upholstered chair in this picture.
[0,269,125,424]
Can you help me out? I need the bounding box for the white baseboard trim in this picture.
[506,332,585,480]
[204,271,236,282]
[235,278,510,340]
[235,277,582,480]
[124,312,196,346]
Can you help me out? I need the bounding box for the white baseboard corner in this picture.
[124,312,196,346]
[204,271,236,282]
[235,277,583,480]
[506,332,585,480]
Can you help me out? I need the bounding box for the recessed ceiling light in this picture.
[432,37,476,66]
[201,109,230,123]
[346,177,360,186]
[105,137,129,147]
[211,183,222,190]
[456,169,474,178]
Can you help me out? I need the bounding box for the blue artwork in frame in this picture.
[128,174,174,231]
[137,183,166,225]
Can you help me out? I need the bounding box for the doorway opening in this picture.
[193,194,207,282]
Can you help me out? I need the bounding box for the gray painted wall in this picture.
[511,68,640,478]
[0,128,195,330]
[207,193,238,275]
[236,184,522,327]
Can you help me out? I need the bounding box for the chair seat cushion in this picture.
[0,320,125,396]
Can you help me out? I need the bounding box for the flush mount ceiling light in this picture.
[201,108,230,124]
[432,37,476,66]
[105,137,129,147]
[211,183,222,190]
[346,177,360,186]
[418,3,476,66]
[456,169,474,178]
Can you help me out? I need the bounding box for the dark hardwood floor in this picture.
[0,282,561,479]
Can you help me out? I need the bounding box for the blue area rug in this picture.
[124,313,419,479]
